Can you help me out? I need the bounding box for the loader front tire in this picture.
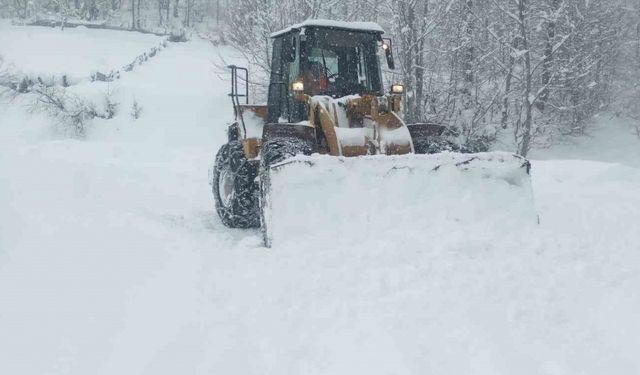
[212,141,260,228]
[412,136,470,154]
[259,137,316,168]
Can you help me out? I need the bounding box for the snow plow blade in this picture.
[260,152,536,248]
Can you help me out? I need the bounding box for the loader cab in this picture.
[267,21,389,123]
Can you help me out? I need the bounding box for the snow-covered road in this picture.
[1,33,639,374]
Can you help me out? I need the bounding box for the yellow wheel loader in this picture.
[211,20,535,247]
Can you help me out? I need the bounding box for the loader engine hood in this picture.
[306,94,413,156]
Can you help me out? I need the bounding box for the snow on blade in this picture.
[262,152,536,247]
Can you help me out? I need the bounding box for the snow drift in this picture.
[262,151,536,247]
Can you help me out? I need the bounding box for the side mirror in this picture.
[382,38,395,70]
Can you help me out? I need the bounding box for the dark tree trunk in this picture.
[458,0,476,138]
[184,0,190,26]
[89,0,98,21]
[537,0,559,112]
[165,0,170,27]
[216,0,220,25]
[461,0,475,99]
[501,37,519,129]
[131,0,136,29]
[400,2,416,123]
[412,1,429,123]
[517,0,533,157]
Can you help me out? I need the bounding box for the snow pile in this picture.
[263,152,535,247]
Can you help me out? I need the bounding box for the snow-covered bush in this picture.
[131,99,142,120]
[103,94,118,119]
[0,55,13,94]
[0,55,7,79]
[29,85,92,136]
[0,55,21,97]
[169,29,188,43]
[29,85,119,136]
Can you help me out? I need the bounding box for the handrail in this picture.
[227,65,249,136]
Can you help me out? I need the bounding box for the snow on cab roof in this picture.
[270,19,385,38]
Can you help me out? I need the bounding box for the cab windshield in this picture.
[301,28,383,97]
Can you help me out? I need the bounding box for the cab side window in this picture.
[267,37,284,123]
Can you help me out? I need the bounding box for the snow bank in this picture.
[263,152,536,247]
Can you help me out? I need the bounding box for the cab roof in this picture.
[270,19,385,38]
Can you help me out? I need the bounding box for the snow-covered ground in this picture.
[1,27,639,374]
[0,21,164,83]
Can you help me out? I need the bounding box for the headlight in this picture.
[391,84,404,94]
[292,80,304,92]
[377,95,390,114]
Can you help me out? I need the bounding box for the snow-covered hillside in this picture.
[0,20,165,84]
[1,26,639,374]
